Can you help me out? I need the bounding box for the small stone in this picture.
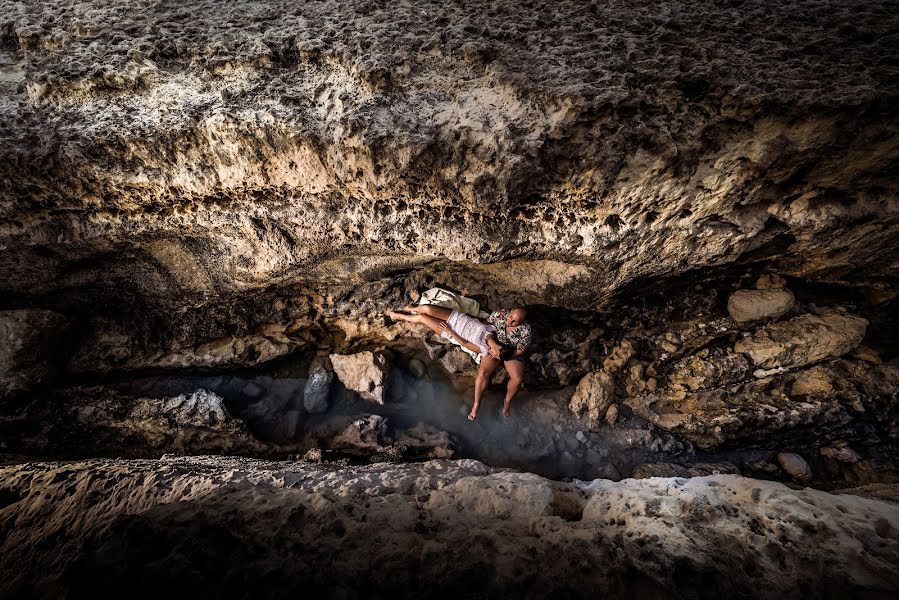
[727,289,795,323]
[850,345,882,365]
[755,274,787,290]
[407,358,427,378]
[777,452,812,481]
[646,378,657,392]
[242,381,265,398]
[575,431,587,443]
[820,446,861,463]
[605,403,619,425]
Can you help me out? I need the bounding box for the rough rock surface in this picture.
[569,370,615,430]
[0,388,268,457]
[727,288,795,323]
[329,351,389,404]
[0,0,896,370]
[777,452,813,481]
[734,310,868,370]
[1,457,898,599]
[302,355,333,413]
[0,309,68,400]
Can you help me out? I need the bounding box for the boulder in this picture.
[329,351,390,404]
[734,311,867,370]
[0,309,69,399]
[439,347,476,374]
[820,446,861,463]
[569,370,615,429]
[777,452,812,481]
[727,288,795,323]
[303,356,334,413]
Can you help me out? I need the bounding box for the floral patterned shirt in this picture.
[487,309,532,354]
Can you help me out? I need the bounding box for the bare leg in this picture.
[403,304,453,320]
[386,310,448,336]
[501,359,525,417]
[471,356,500,421]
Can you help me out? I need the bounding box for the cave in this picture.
[1,1,898,598]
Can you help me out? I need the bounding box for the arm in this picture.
[440,322,486,356]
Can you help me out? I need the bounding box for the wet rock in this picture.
[0,309,69,400]
[329,351,390,404]
[303,356,334,414]
[631,462,741,479]
[777,452,812,481]
[734,311,867,370]
[727,288,795,323]
[569,370,616,430]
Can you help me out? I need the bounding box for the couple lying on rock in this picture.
[388,305,531,420]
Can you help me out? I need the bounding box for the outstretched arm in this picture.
[439,322,485,356]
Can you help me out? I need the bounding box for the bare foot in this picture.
[501,402,511,418]
[386,310,407,321]
[468,405,479,421]
[401,305,419,314]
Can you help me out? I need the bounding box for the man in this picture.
[471,307,532,420]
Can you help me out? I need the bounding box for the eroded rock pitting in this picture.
[2,0,899,596]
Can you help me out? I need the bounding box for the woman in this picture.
[387,305,502,365]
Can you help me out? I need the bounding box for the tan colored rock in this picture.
[850,345,882,365]
[5,457,899,598]
[605,403,619,426]
[569,370,615,429]
[777,452,812,481]
[631,462,741,478]
[790,366,834,397]
[602,340,634,373]
[439,347,477,375]
[329,351,390,404]
[820,446,861,463]
[734,311,867,370]
[668,353,751,391]
[755,274,788,290]
[727,288,795,323]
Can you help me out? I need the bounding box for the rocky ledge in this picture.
[1,457,898,599]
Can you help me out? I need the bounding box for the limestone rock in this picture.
[439,347,476,375]
[605,403,619,426]
[820,446,862,463]
[734,311,867,370]
[632,462,741,478]
[777,452,813,481]
[3,387,267,456]
[0,309,69,399]
[2,457,898,598]
[668,352,751,391]
[329,351,390,404]
[603,340,635,373]
[727,288,795,323]
[569,370,616,429]
[303,356,334,414]
[790,366,834,397]
[755,274,788,290]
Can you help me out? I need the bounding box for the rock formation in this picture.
[1,1,898,595]
[1,457,897,599]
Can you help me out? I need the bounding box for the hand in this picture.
[439,322,456,338]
